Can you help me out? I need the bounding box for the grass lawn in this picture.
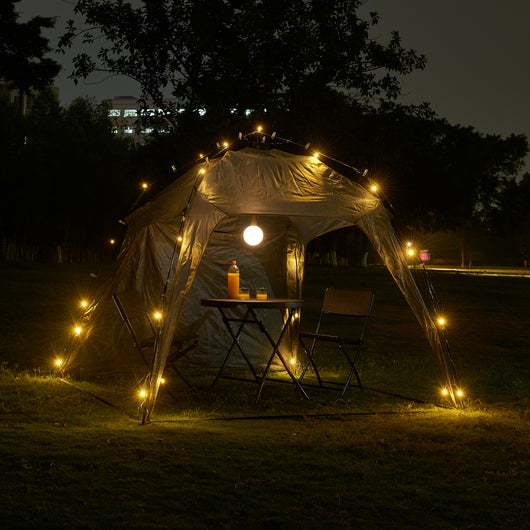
[1,263,529,528]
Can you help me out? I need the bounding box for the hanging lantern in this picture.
[243,215,263,246]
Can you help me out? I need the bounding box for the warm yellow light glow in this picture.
[290,358,296,365]
[441,387,448,396]
[243,217,264,246]
[437,317,446,327]
[109,239,116,245]
[243,225,263,246]
[73,326,82,336]
[153,311,163,321]
[141,182,148,190]
[160,378,165,384]
[199,153,204,159]
[456,389,464,397]
[294,312,300,319]
[407,241,412,247]
[55,358,63,367]
[257,126,262,132]
[407,248,415,256]
[177,236,183,242]
[79,299,88,309]
[370,184,378,193]
[313,152,320,159]
[139,390,147,398]
[199,168,206,174]
[223,142,228,148]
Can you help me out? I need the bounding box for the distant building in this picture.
[105,96,175,143]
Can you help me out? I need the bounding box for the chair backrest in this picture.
[321,288,374,317]
[316,288,374,343]
[112,289,156,348]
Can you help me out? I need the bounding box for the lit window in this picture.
[108,109,121,117]
[124,109,137,117]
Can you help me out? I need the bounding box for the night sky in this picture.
[17,0,530,174]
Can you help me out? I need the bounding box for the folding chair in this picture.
[112,289,198,389]
[298,288,374,396]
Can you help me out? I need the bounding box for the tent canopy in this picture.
[67,143,458,419]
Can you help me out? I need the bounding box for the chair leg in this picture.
[340,345,363,396]
[298,337,323,386]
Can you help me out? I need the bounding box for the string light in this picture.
[141,182,149,190]
[54,358,63,368]
[79,299,88,309]
[437,316,446,327]
[139,389,147,398]
[109,239,116,245]
[73,326,82,336]
[153,311,163,321]
[370,184,378,193]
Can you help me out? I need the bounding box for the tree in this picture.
[0,0,60,93]
[1,91,135,263]
[59,0,427,130]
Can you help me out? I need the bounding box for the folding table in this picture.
[201,298,308,399]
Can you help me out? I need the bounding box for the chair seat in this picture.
[299,331,362,345]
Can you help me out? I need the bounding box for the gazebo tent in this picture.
[66,143,458,420]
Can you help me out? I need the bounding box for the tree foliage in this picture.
[0,0,60,92]
[59,0,427,128]
[1,92,135,262]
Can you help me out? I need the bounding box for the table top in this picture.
[201,298,303,309]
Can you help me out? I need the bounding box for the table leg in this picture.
[255,308,309,400]
[212,307,259,386]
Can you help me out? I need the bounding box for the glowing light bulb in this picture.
[370,184,378,193]
[160,378,165,384]
[139,390,147,398]
[55,358,63,367]
[407,248,415,256]
[290,358,296,365]
[199,168,206,175]
[74,326,82,336]
[153,311,163,321]
[313,152,320,159]
[141,182,148,190]
[109,239,115,245]
[177,236,183,242]
[243,215,263,246]
[456,389,464,397]
[80,299,88,309]
[441,388,448,396]
[257,126,262,132]
[437,317,446,327]
[243,225,263,246]
[407,241,412,247]
[223,142,228,148]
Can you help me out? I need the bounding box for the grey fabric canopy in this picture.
[66,146,457,419]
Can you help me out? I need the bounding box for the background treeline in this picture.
[1,90,528,266]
